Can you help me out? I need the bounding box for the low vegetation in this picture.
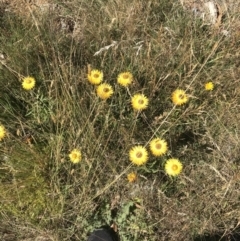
[0,0,240,240]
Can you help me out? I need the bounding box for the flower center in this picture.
[136,152,143,158]
[123,74,129,79]
[72,153,77,159]
[93,74,99,78]
[172,164,178,171]
[155,143,162,149]
[103,87,109,93]
[26,79,32,84]
[138,99,144,105]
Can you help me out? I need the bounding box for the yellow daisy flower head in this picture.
[87,69,103,85]
[205,82,214,91]
[117,72,133,87]
[22,76,36,90]
[129,145,148,166]
[149,138,168,157]
[165,158,183,176]
[0,125,6,141]
[131,94,149,111]
[171,89,188,106]
[69,149,82,164]
[127,172,137,183]
[96,83,114,100]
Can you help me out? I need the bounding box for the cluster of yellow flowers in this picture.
[87,69,114,100]
[87,70,133,87]
[86,68,215,178]
[129,139,182,177]
[87,69,142,104]
[87,69,150,110]
[87,69,215,109]
[21,73,214,98]
[17,71,214,174]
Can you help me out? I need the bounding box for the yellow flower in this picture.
[127,172,137,182]
[87,69,103,85]
[165,158,183,176]
[22,76,35,90]
[69,149,82,164]
[129,145,148,166]
[117,72,133,87]
[171,89,188,106]
[149,138,168,156]
[0,125,6,141]
[205,82,214,91]
[131,94,149,111]
[96,83,114,100]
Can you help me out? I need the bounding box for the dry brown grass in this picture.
[0,0,240,240]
